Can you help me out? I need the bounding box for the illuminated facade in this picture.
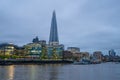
[0,43,15,55]
[24,43,42,58]
[24,36,47,58]
[47,44,64,59]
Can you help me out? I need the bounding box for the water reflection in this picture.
[30,65,37,80]
[0,63,120,80]
[8,65,14,80]
[48,64,62,80]
[29,64,63,80]
[24,64,63,80]
[0,65,15,80]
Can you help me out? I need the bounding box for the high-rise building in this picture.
[47,11,64,59]
[109,49,116,57]
[49,11,59,46]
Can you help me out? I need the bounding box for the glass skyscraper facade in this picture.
[49,11,59,46]
[48,11,64,59]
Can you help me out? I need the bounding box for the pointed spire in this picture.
[49,11,59,45]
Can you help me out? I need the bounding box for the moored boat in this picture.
[73,59,91,65]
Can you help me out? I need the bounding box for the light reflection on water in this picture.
[0,63,120,80]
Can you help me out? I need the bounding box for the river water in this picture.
[0,62,120,80]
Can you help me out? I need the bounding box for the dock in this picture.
[0,59,73,65]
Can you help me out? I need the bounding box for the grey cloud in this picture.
[0,0,120,54]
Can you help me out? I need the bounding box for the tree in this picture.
[40,46,48,59]
[51,47,59,59]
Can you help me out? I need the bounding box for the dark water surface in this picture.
[0,62,120,80]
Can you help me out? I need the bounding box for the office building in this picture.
[47,11,64,59]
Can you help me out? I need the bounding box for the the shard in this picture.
[49,11,59,45]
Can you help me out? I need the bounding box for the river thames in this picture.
[0,62,120,80]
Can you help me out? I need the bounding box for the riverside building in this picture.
[24,36,47,59]
[0,43,15,55]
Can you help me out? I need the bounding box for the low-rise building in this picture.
[14,46,26,56]
[80,52,90,60]
[47,44,64,59]
[0,43,15,55]
[24,43,42,58]
[67,47,80,53]
[63,51,73,59]
[93,51,103,62]
[24,36,47,59]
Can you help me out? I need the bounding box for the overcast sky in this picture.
[0,0,120,54]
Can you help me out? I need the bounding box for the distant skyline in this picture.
[0,0,120,54]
